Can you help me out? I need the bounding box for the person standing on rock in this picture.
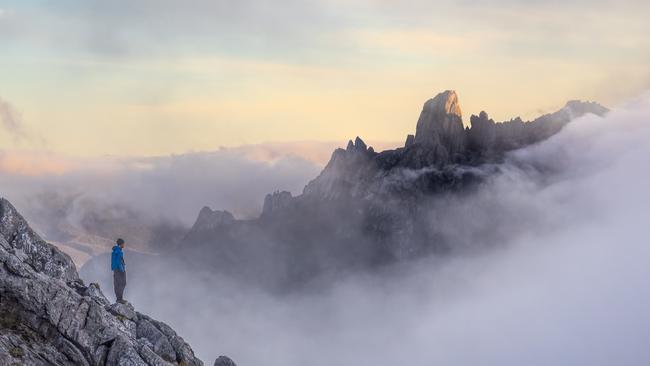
[111,238,127,304]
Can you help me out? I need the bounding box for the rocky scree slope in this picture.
[0,198,233,366]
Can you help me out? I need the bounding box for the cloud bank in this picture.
[0,147,321,252]
[81,92,650,365]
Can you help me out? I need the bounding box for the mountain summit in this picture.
[414,90,465,154]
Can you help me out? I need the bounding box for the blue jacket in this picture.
[111,245,126,272]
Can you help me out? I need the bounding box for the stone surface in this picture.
[107,302,137,321]
[0,198,221,366]
[262,191,293,216]
[413,90,466,164]
[404,134,415,148]
[214,355,237,366]
[191,207,235,232]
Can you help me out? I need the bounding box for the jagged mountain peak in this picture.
[414,90,464,145]
[192,206,235,231]
[428,90,461,116]
[346,136,370,153]
[303,90,609,199]
[354,136,367,151]
[411,90,467,165]
[563,100,609,117]
[263,191,293,216]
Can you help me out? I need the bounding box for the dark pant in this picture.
[113,270,127,302]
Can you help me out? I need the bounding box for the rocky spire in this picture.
[414,90,464,147]
[346,136,368,152]
[398,90,467,167]
[404,134,415,148]
[262,191,293,216]
[191,206,235,231]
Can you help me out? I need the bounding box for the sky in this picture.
[1,0,649,157]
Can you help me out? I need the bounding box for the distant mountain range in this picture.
[173,90,608,290]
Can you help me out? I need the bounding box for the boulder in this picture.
[214,355,237,366]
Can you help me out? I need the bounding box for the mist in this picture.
[0,148,320,261]
[79,92,650,365]
[0,97,27,141]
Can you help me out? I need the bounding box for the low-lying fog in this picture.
[81,93,650,365]
[8,93,650,365]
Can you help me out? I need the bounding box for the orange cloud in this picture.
[0,151,76,176]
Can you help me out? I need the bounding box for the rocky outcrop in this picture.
[404,134,415,148]
[191,207,235,232]
[262,191,293,216]
[214,356,237,366]
[0,198,78,282]
[466,100,609,158]
[303,136,378,199]
[412,90,466,164]
[0,198,226,365]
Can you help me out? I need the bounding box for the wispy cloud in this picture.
[0,97,27,142]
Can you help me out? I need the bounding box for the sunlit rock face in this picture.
[411,90,466,165]
[0,198,223,366]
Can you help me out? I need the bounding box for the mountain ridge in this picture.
[175,90,608,290]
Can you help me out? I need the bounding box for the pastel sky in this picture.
[1,0,648,157]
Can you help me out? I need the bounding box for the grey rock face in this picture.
[191,207,235,232]
[0,198,78,281]
[467,110,497,152]
[404,134,415,148]
[107,302,137,321]
[303,136,379,199]
[262,191,293,216]
[413,90,466,163]
[214,355,237,366]
[0,198,218,366]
